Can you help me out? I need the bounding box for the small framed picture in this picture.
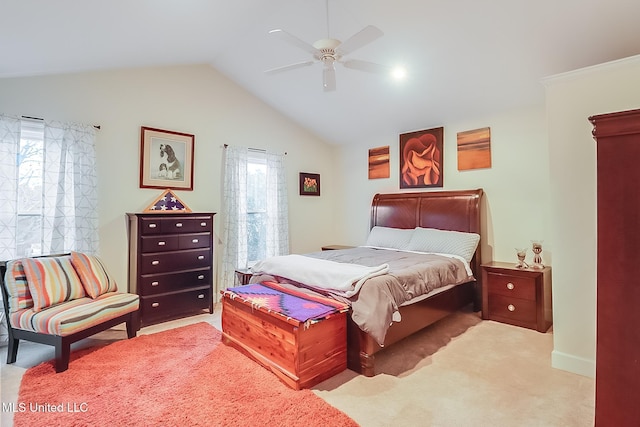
[140,126,194,190]
[299,172,320,196]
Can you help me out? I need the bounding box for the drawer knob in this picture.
[192,239,199,243]
[151,260,160,265]
[148,223,157,228]
[198,255,205,260]
[200,222,207,227]
[508,304,516,312]
[151,281,159,286]
[198,294,205,299]
[197,275,205,280]
[175,223,183,228]
[158,241,166,246]
[506,282,515,290]
[151,302,160,308]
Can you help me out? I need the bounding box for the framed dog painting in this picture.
[140,127,194,190]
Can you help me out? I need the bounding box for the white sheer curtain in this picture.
[0,114,20,261]
[0,114,99,260]
[220,146,289,292]
[264,150,289,256]
[42,121,99,255]
[221,146,249,291]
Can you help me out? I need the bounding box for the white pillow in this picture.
[365,226,414,250]
[408,227,480,262]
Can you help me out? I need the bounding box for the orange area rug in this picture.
[14,322,358,427]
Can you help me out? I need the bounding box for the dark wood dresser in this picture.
[481,262,552,332]
[127,212,215,327]
[590,108,640,426]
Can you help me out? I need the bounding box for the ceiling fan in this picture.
[265,0,388,92]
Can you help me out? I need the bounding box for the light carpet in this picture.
[314,310,595,427]
[14,322,357,427]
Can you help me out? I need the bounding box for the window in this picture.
[247,153,267,264]
[220,146,289,290]
[0,114,98,260]
[16,119,45,257]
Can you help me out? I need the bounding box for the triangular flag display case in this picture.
[143,189,191,213]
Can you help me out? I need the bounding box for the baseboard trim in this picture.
[551,350,595,378]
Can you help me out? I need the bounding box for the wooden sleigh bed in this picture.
[245,189,485,377]
[348,188,484,376]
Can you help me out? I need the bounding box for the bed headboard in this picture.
[370,189,484,281]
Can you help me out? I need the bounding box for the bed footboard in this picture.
[347,280,475,376]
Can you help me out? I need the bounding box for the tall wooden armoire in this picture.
[589,108,640,426]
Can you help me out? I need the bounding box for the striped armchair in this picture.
[0,253,139,373]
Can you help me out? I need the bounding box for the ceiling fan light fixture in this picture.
[265,1,387,92]
[391,66,407,80]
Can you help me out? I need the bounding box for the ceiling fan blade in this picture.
[342,59,390,75]
[323,64,336,92]
[268,29,319,56]
[336,25,383,56]
[265,60,315,74]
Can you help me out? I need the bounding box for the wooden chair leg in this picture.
[6,337,19,364]
[54,337,70,373]
[126,317,137,339]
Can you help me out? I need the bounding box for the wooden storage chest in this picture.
[221,285,347,390]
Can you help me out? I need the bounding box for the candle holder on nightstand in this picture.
[515,248,529,269]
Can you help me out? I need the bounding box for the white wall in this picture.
[4,56,637,379]
[333,105,551,266]
[0,64,340,295]
[543,54,640,377]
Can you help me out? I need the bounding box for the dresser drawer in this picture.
[139,217,164,235]
[139,216,213,235]
[160,216,213,234]
[488,294,537,323]
[486,272,536,300]
[141,235,180,252]
[140,232,211,253]
[178,232,211,250]
[140,248,211,274]
[140,288,211,324]
[139,268,211,296]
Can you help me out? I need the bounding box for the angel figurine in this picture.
[515,248,529,269]
[531,240,544,269]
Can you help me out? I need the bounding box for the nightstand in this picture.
[234,268,253,286]
[321,245,355,251]
[481,262,552,332]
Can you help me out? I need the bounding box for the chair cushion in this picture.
[4,260,33,313]
[9,292,139,336]
[70,252,118,298]
[22,256,86,312]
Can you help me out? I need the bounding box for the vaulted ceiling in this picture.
[2,0,640,145]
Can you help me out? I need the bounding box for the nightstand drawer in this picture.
[488,294,537,323]
[486,273,536,300]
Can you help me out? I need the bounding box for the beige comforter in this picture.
[251,247,473,346]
